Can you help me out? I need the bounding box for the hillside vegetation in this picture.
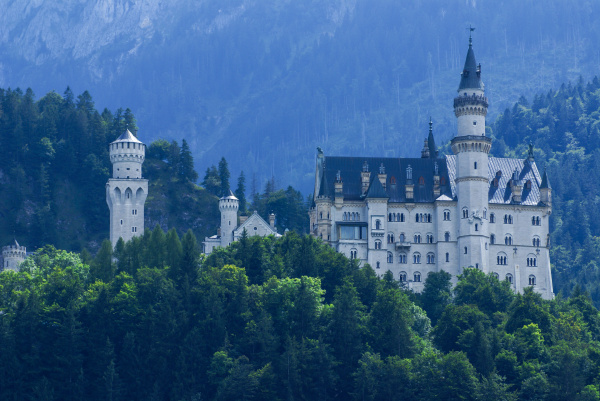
[2,232,600,400]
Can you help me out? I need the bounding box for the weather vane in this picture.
[468,25,475,46]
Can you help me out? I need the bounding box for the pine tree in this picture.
[218,157,230,196]
[179,139,198,182]
[235,171,247,212]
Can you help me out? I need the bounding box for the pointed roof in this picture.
[318,170,330,197]
[540,167,551,189]
[111,129,143,144]
[221,189,238,200]
[13,239,19,248]
[366,176,388,199]
[458,38,484,91]
[427,118,438,158]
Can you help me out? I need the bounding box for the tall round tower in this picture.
[219,190,239,248]
[2,239,26,271]
[451,34,492,272]
[106,129,148,247]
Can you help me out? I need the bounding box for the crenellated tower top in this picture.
[109,129,146,179]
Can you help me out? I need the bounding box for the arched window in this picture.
[464,247,468,254]
[532,236,540,247]
[413,253,421,264]
[444,210,450,221]
[399,253,407,264]
[419,176,425,185]
[357,213,360,220]
[445,252,450,262]
[414,234,421,244]
[526,180,532,189]
[376,261,380,269]
[529,275,536,286]
[475,224,479,231]
[343,212,347,221]
[416,214,420,223]
[490,213,495,223]
[445,232,450,242]
[399,271,407,282]
[527,255,537,267]
[427,214,432,223]
[350,249,357,260]
[387,233,395,244]
[399,233,405,243]
[427,253,435,264]
[440,177,446,185]
[497,252,507,265]
[414,272,422,282]
[389,213,393,222]
[387,252,393,263]
[505,235,513,245]
[375,220,381,230]
[390,176,397,185]
[400,213,405,222]
[426,234,434,243]
[532,216,540,226]
[506,273,513,284]
[462,208,469,218]
[492,272,499,280]
[490,234,495,244]
[375,240,382,250]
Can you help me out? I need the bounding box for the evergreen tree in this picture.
[235,170,247,212]
[218,157,230,196]
[179,139,198,183]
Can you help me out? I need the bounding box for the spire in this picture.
[318,170,330,197]
[458,31,484,91]
[428,117,438,157]
[540,166,551,189]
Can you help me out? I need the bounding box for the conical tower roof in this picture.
[458,36,484,91]
[427,118,438,158]
[111,129,143,144]
[221,189,238,200]
[540,167,551,189]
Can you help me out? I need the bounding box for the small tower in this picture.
[106,129,148,247]
[451,32,492,272]
[540,166,552,207]
[2,239,26,271]
[220,190,239,248]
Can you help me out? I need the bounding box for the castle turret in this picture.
[540,166,552,207]
[451,34,491,272]
[220,190,239,247]
[2,239,26,271]
[106,129,148,247]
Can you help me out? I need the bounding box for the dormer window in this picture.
[419,177,425,185]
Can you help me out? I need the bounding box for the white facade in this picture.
[106,130,148,247]
[309,39,553,299]
[203,191,281,255]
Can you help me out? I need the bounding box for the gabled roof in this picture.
[458,42,484,91]
[111,129,143,144]
[366,176,389,199]
[234,211,279,236]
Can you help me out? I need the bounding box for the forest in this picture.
[2,231,600,400]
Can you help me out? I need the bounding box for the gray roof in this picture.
[458,43,484,91]
[111,129,143,144]
[320,156,453,203]
[366,176,389,199]
[446,155,542,205]
[540,168,551,189]
[220,189,238,200]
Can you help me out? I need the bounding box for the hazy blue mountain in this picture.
[2,0,599,192]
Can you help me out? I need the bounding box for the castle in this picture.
[106,129,148,247]
[309,37,554,299]
[203,191,280,255]
[1,240,27,271]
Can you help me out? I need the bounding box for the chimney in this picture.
[405,165,414,201]
[269,213,276,228]
[334,170,343,208]
[378,163,387,189]
[361,161,370,195]
[433,162,440,197]
[510,168,523,203]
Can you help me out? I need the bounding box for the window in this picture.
[414,272,422,282]
[462,208,469,218]
[445,252,450,262]
[532,216,541,226]
[490,234,495,244]
[529,275,536,286]
[416,214,420,223]
[475,224,479,231]
[532,236,540,247]
[526,180,532,189]
[505,235,513,245]
[464,247,468,254]
[445,232,450,242]
[497,253,507,265]
[340,226,367,240]
[527,256,537,267]
[419,176,425,185]
[399,271,407,282]
[506,274,513,284]
[427,253,435,264]
[399,233,405,243]
[414,234,421,244]
[426,234,434,243]
[443,210,451,221]
[320,212,323,219]
[254,227,258,231]
[413,253,421,264]
[400,213,405,222]
[399,253,407,264]
[504,214,513,224]
[483,208,487,219]
[375,220,381,230]
[389,213,393,222]
[387,252,393,263]
[120,219,123,225]
[375,240,382,250]
[387,233,395,244]
[490,213,495,223]
[350,249,357,260]
[343,212,347,221]
[474,162,477,169]
[440,177,446,185]
[492,272,499,280]
[376,262,380,269]
[132,227,137,233]
[132,209,137,215]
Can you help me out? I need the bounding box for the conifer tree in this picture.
[218,157,230,196]
[235,170,247,212]
[179,139,198,183]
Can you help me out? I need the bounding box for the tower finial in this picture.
[468,25,475,47]
[429,117,433,134]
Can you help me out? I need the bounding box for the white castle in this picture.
[203,191,280,254]
[309,37,553,299]
[106,130,148,247]
[1,239,26,271]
